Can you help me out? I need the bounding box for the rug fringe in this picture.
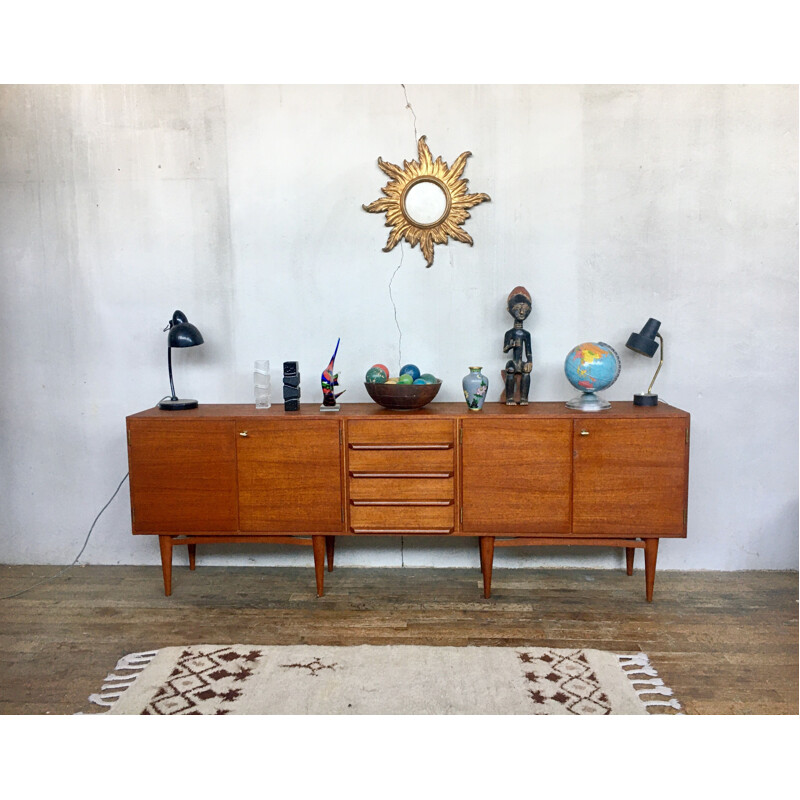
[88,649,159,710]
[616,652,683,714]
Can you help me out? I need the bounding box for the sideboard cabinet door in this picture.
[128,419,239,533]
[237,418,343,533]
[461,418,572,534]
[572,418,689,536]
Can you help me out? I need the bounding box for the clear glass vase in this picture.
[254,360,271,409]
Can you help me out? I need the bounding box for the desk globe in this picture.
[564,342,621,411]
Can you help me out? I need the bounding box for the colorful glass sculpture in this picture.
[321,338,345,408]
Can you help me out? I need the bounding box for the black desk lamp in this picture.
[158,310,204,410]
[625,318,663,406]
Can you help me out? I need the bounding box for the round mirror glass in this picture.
[403,180,448,226]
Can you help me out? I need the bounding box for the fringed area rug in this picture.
[88,644,681,715]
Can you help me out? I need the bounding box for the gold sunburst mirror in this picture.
[363,136,491,267]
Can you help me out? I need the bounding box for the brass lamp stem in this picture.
[647,333,664,394]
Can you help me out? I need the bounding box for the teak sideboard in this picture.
[126,402,690,601]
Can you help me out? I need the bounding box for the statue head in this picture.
[507,286,532,322]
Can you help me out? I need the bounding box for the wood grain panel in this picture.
[572,418,689,536]
[461,418,572,534]
[128,419,238,532]
[237,418,343,533]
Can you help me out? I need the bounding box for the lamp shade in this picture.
[166,310,204,348]
[625,318,660,357]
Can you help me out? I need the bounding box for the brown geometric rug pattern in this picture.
[88,644,681,715]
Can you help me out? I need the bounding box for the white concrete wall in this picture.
[1,84,796,571]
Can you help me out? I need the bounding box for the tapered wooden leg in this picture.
[188,543,197,571]
[158,535,173,597]
[325,536,335,572]
[479,536,495,599]
[312,535,326,597]
[626,547,635,576]
[644,538,659,602]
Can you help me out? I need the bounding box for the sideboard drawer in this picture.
[347,419,455,446]
[349,503,455,534]
[349,476,454,502]
[348,446,454,474]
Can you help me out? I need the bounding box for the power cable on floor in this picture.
[0,472,129,600]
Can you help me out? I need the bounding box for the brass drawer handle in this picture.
[580,430,590,436]
[349,472,453,479]
[350,500,453,507]
[351,528,454,535]
[349,443,452,450]
[239,431,249,437]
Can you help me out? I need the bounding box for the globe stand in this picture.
[566,391,611,412]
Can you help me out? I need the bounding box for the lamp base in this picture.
[158,398,198,411]
[633,392,658,406]
[565,392,611,412]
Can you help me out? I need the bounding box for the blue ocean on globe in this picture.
[564,342,621,394]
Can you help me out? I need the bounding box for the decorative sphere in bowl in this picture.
[364,379,442,410]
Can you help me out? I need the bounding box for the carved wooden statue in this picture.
[503,286,532,405]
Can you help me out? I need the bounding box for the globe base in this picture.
[633,392,658,406]
[566,391,611,412]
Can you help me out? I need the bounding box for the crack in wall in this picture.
[396,84,421,567]
[401,83,418,144]
[386,83,422,378]
[388,251,404,372]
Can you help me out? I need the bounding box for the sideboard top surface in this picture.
[127,401,689,421]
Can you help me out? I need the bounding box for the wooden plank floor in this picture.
[0,564,796,714]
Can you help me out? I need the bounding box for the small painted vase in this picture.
[462,366,489,411]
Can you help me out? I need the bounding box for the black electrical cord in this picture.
[0,472,129,600]
[2,396,174,600]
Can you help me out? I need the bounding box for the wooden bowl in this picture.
[364,380,442,410]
